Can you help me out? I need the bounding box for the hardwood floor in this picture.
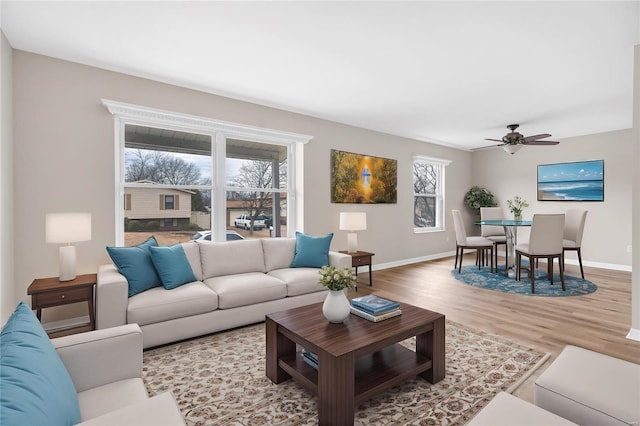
[348,254,639,402]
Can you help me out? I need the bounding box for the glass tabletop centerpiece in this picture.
[507,196,529,221]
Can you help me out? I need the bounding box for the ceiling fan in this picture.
[476,124,560,154]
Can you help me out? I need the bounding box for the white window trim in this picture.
[102,99,312,245]
[413,154,452,233]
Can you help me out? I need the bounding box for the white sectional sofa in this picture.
[97,237,351,348]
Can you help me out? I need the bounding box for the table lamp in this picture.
[46,213,92,281]
[339,212,367,253]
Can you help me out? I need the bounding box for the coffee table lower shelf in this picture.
[278,344,433,405]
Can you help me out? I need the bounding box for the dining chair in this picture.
[452,209,494,273]
[563,209,588,279]
[515,214,565,293]
[480,207,507,271]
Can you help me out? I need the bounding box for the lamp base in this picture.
[59,245,77,281]
[347,232,358,253]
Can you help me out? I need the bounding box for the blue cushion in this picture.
[149,244,197,290]
[107,236,162,297]
[0,302,81,426]
[290,232,334,268]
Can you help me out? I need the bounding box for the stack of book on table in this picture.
[350,294,401,322]
[301,349,318,370]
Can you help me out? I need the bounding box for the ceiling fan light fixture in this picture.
[502,144,522,155]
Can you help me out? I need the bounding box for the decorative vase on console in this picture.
[318,265,356,323]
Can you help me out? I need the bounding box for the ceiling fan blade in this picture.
[521,140,560,145]
[471,143,505,151]
[521,133,552,142]
[483,138,504,142]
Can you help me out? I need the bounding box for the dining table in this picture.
[475,219,532,278]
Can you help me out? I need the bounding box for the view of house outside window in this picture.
[122,124,290,246]
[413,155,450,232]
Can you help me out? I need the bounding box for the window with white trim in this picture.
[413,155,451,232]
[103,100,311,246]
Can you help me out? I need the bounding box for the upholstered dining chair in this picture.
[515,214,565,293]
[563,209,588,279]
[480,207,507,271]
[452,209,494,274]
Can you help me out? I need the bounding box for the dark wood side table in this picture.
[27,273,97,335]
[339,250,375,288]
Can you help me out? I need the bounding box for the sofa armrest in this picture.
[52,324,143,393]
[329,251,352,270]
[96,264,128,329]
[77,392,185,426]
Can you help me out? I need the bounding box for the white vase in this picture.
[322,290,351,323]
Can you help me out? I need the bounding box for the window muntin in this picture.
[413,155,451,232]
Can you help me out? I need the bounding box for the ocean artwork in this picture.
[537,160,604,201]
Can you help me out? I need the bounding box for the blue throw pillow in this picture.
[149,244,197,290]
[290,232,333,268]
[107,236,162,297]
[0,302,81,426]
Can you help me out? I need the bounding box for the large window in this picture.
[413,155,451,232]
[103,100,311,246]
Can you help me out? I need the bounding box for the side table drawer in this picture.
[352,256,371,267]
[33,287,91,307]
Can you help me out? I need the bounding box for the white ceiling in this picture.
[1,1,639,150]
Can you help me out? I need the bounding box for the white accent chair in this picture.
[535,345,640,426]
[563,209,588,279]
[480,207,507,270]
[515,214,565,293]
[452,209,494,273]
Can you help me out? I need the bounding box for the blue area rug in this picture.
[452,264,597,296]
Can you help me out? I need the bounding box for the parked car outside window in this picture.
[234,214,267,230]
[191,230,245,241]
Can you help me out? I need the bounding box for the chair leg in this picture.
[559,255,566,291]
[577,248,584,279]
[530,256,536,293]
[458,247,463,274]
[516,252,520,281]
[548,257,554,285]
[454,246,459,270]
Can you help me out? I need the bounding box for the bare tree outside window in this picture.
[413,157,448,230]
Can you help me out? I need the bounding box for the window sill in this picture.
[414,227,444,234]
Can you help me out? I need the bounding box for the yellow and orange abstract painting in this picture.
[330,150,397,204]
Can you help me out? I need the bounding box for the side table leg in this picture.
[417,316,446,383]
[36,308,42,321]
[318,350,355,425]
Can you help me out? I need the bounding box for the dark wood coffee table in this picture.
[266,301,445,425]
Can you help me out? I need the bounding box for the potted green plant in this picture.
[464,186,497,215]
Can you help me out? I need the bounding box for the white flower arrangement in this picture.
[318,265,356,291]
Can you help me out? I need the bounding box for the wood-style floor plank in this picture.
[348,254,639,402]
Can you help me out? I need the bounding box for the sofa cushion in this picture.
[106,237,162,297]
[181,241,203,281]
[262,237,296,272]
[77,378,148,422]
[204,273,287,309]
[267,268,326,296]
[0,302,81,426]
[127,282,218,326]
[77,392,184,426]
[290,232,333,268]
[199,239,265,279]
[149,244,197,290]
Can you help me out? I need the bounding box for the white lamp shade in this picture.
[46,213,92,243]
[339,212,367,231]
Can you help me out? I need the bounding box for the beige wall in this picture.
[1,31,14,323]
[10,51,469,321]
[472,129,633,269]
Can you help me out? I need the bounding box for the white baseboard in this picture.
[626,328,640,342]
[42,315,90,332]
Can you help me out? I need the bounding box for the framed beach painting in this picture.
[330,149,397,204]
[537,160,604,201]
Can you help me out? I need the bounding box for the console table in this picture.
[339,250,375,288]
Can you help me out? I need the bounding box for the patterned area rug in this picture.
[143,320,549,425]
[452,264,597,296]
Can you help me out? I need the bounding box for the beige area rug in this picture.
[143,321,549,426]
